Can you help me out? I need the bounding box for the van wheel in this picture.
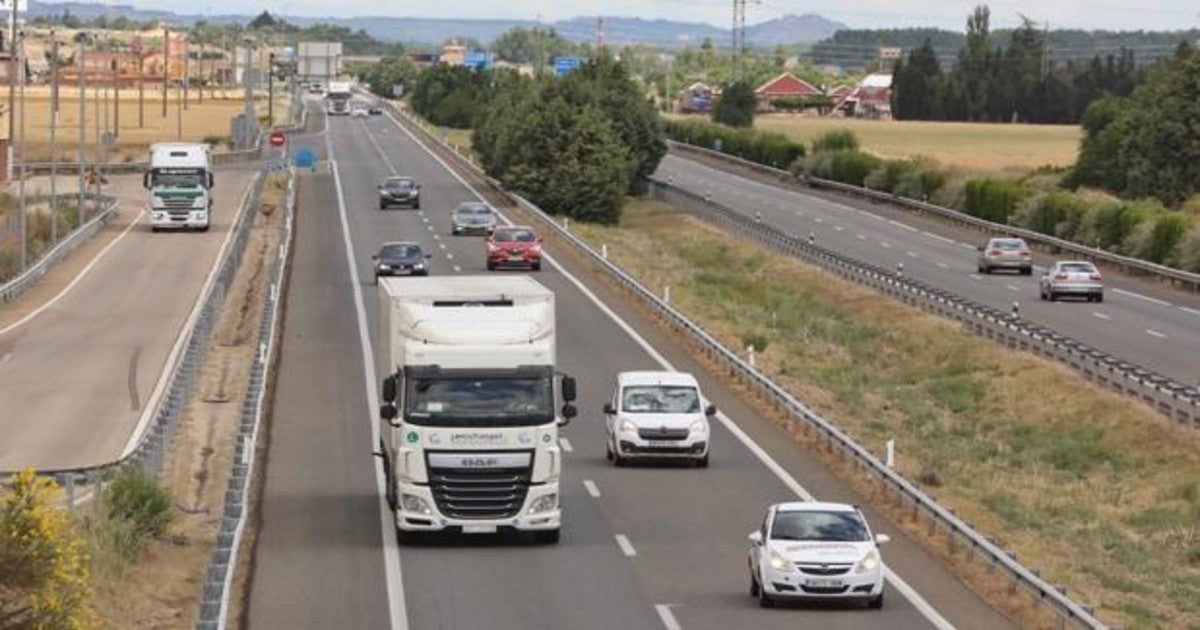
[694,454,709,468]
[533,529,560,545]
[868,591,884,609]
[749,570,760,597]
[605,439,614,462]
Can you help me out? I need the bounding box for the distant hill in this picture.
[25,2,847,48]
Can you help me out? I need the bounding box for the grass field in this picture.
[572,198,1200,629]
[673,113,1082,174]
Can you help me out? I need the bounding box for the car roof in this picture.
[496,224,535,231]
[617,371,700,387]
[772,501,858,514]
[1055,260,1096,267]
[380,241,421,249]
[385,176,414,182]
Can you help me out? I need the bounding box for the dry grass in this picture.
[572,197,1200,629]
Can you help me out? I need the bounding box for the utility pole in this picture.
[113,43,120,138]
[267,52,274,126]
[17,28,25,271]
[7,0,17,153]
[162,27,169,118]
[178,38,187,139]
[1041,20,1051,80]
[732,0,747,80]
[198,34,204,105]
[138,42,144,128]
[50,30,58,245]
[183,35,189,111]
[595,16,604,53]
[76,32,87,226]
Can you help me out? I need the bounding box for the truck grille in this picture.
[427,452,533,520]
[161,197,196,209]
[637,427,689,441]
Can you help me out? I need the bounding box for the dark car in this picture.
[378,176,420,210]
[368,106,383,115]
[372,242,432,281]
[486,226,542,271]
[450,201,498,235]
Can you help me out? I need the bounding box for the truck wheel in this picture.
[533,529,560,545]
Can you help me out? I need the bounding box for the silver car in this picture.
[1040,261,1103,302]
[450,202,498,235]
[977,237,1032,275]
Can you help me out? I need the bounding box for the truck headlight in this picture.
[767,548,792,572]
[528,494,557,514]
[689,419,707,434]
[620,419,637,433]
[400,494,432,516]
[855,549,880,574]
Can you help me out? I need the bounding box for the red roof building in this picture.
[833,73,893,119]
[754,72,820,110]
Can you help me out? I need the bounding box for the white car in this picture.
[748,502,889,609]
[603,371,714,467]
[1039,260,1103,302]
[351,106,369,118]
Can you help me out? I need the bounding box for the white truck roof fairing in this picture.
[149,143,210,170]
[378,276,555,371]
[327,81,353,96]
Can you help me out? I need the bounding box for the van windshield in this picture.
[621,385,700,413]
[152,169,205,188]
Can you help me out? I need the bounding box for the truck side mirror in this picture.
[603,403,616,415]
[142,172,150,189]
[381,375,397,403]
[561,376,577,402]
[705,404,717,417]
[380,404,397,423]
[207,172,214,188]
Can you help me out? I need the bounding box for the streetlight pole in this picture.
[76,32,87,226]
[162,26,169,118]
[50,29,58,245]
[7,0,17,158]
[268,52,274,127]
[177,41,186,139]
[17,28,26,271]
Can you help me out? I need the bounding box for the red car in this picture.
[486,225,543,271]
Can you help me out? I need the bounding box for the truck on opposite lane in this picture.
[376,276,577,543]
[144,143,214,232]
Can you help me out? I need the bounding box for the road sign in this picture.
[293,148,316,168]
[269,131,286,147]
[554,57,583,77]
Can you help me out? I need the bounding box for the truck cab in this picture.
[144,143,214,232]
[376,276,577,543]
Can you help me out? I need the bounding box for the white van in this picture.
[604,371,715,467]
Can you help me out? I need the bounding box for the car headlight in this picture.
[400,494,432,516]
[689,419,707,433]
[413,262,426,270]
[620,419,637,433]
[767,548,792,572]
[528,493,558,514]
[855,548,880,574]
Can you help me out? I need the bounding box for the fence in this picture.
[667,139,1200,293]
[392,105,1111,629]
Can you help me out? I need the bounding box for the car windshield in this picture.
[457,205,492,215]
[386,179,413,190]
[621,385,700,413]
[771,510,870,542]
[495,229,536,243]
[1060,263,1097,273]
[404,376,554,426]
[993,239,1026,250]
[380,244,421,258]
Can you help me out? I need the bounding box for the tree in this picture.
[0,471,91,629]
[364,56,418,99]
[490,27,580,66]
[248,11,278,30]
[712,81,756,128]
[892,39,943,120]
[409,64,487,128]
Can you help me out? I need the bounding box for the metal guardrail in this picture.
[395,107,1112,630]
[0,193,117,306]
[667,139,1200,292]
[196,169,295,630]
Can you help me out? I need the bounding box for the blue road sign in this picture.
[554,57,583,77]
[464,52,493,71]
[294,148,316,168]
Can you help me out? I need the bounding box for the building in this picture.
[754,72,821,111]
[440,41,466,66]
[833,73,893,119]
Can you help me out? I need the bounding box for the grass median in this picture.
[571,197,1200,628]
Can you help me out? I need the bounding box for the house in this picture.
[832,73,893,119]
[679,82,717,113]
[754,72,820,111]
[403,52,439,69]
[440,41,466,66]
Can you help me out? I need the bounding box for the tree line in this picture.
[891,6,1148,124]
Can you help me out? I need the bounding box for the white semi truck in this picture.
[144,143,214,232]
[376,276,577,543]
[325,80,353,115]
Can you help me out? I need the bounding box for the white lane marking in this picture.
[0,204,139,336]
[1,352,11,362]
[906,251,919,259]
[923,231,957,245]
[856,234,866,240]
[814,217,824,224]
[426,225,433,231]
[959,242,976,250]
[1006,284,1020,292]
[654,604,681,630]
[888,219,920,232]
[432,234,441,241]
[834,225,844,232]
[326,135,409,630]
[615,534,637,557]
[452,265,462,273]
[421,217,429,223]
[1182,306,1200,317]
[439,243,447,250]
[968,273,982,280]
[794,210,803,216]
[879,242,891,248]
[559,437,574,453]
[936,262,949,269]
[1092,312,1111,320]
[583,479,601,499]
[1113,288,1172,307]
[1146,329,1168,339]
[396,113,954,629]
[445,253,454,260]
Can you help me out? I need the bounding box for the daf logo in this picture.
[461,457,499,468]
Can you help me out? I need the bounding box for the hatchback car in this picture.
[977,237,1032,275]
[604,371,715,467]
[372,242,431,281]
[748,502,889,609]
[351,106,369,118]
[450,201,498,235]
[485,226,542,271]
[368,106,383,115]
[1040,261,1103,302]
[378,177,421,210]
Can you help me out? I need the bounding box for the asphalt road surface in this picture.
[246,107,1015,630]
[655,153,1200,385]
[0,168,256,471]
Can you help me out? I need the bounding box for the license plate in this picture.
[645,440,678,447]
[462,524,497,534]
[508,255,524,261]
[804,578,843,588]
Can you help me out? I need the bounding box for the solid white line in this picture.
[0,204,138,336]
[654,604,682,630]
[615,534,637,557]
[1181,306,1200,317]
[1092,312,1111,320]
[959,242,976,250]
[889,219,920,232]
[1007,285,1020,292]
[1113,288,1172,307]
[559,437,574,453]
[325,136,409,630]
[906,251,919,259]
[923,231,957,245]
[393,111,954,629]
[936,262,949,269]
[583,479,601,499]
[1146,329,1168,339]
[452,265,462,273]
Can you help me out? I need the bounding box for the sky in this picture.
[158,0,1200,32]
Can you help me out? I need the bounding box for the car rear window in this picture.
[495,229,536,243]
[1060,263,1097,273]
[992,239,1027,250]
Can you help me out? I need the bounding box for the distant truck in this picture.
[376,276,577,543]
[144,143,214,232]
[325,80,353,115]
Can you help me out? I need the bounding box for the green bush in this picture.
[1176,225,1200,272]
[864,159,917,193]
[810,128,859,152]
[1130,212,1193,264]
[102,465,173,542]
[1012,191,1091,240]
[963,178,1032,224]
[828,150,883,187]
[663,118,805,169]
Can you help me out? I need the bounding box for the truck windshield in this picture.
[404,376,554,427]
[152,170,205,188]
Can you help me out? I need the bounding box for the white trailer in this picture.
[144,143,214,232]
[376,276,577,543]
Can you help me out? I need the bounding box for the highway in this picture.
[0,168,256,471]
[246,106,1014,629]
[656,153,1200,385]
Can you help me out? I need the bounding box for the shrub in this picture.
[864,159,917,193]
[930,176,967,210]
[1012,191,1090,240]
[663,119,804,169]
[1129,212,1193,264]
[828,150,883,187]
[102,465,173,541]
[1176,225,1200,272]
[963,178,1032,224]
[810,128,859,152]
